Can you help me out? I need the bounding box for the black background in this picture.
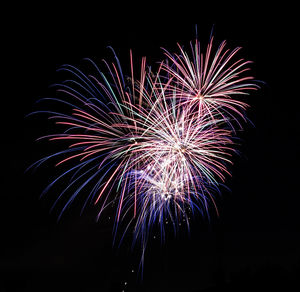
[2,4,299,292]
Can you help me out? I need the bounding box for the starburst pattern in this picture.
[28,34,259,272]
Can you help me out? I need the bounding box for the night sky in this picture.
[2,4,299,292]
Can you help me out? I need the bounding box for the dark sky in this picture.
[2,4,299,292]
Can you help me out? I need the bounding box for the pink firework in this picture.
[160,36,259,129]
[28,32,260,274]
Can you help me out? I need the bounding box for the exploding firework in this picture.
[120,75,234,247]
[160,36,259,130]
[29,49,147,221]
[28,33,259,273]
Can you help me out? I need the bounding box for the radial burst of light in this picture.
[119,76,234,246]
[29,49,148,222]
[28,33,259,273]
[160,36,260,130]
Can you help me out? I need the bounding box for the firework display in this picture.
[29,34,259,266]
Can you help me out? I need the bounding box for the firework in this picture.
[119,74,234,245]
[160,36,259,130]
[29,48,146,221]
[28,33,259,273]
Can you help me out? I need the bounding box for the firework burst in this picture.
[28,33,259,273]
[160,36,259,130]
[29,48,146,221]
[120,75,234,245]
